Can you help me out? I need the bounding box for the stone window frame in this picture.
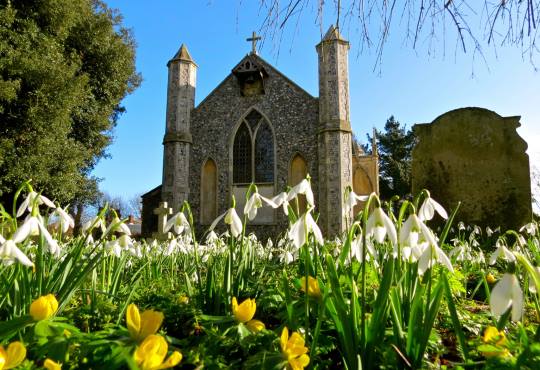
[229,108,277,187]
[200,157,218,225]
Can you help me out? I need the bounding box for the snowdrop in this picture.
[489,239,516,265]
[82,216,106,234]
[520,222,537,236]
[417,242,454,275]
[269,192,290,216]
[287,179,314,208]
[490,273,523,321]
[13,215,60,257]
[165,212,190,235]
[244,190,277,220]
[0,237,33,267]
[49,206,75,234]
[16,191,56,218]
[366,207,397,245]
[399,213,438,252]
[288,209,323,249]
[346,231,377,264]
[418,196,448,221]
[210,206,243,238]
[343,188,369,218]
[105,216,131,236]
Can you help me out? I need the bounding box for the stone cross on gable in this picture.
[153,201,173,240]
[246,31,261,54]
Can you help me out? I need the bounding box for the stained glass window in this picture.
[244,110,262,130]
[255,122,274,183]
[233,123,252,183]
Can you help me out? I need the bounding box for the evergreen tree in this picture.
[0,0,140,206]
[370,116,415,199]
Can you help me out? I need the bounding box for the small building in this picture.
[142,26,378,239]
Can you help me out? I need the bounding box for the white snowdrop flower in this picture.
[16,191,56,218]
[166,212,191,235]
[206,230,219,244]
[489,239,516,265]
[288,209,323,249]
[490,273,523,322]
[366,207,397,245]
[82,216,106,234]
[267,192,290,216]
[244,190,277,220]
[343,188,369,218]
[287,179,314,208]
[105,217,131,236]
[399,214,437,251]
[279,250,295,264]
[210,207,243,238]
[528,266,540,294]
[520,222,537,236]
[347,232,377,264]
[418,196,448,221]
[472,225,481,235]
[49,206,75,234]
[0,238,34,267]
[458,222,466,231]
[417,243,454,275]
[486,226,494,237]
[13,215,60,257]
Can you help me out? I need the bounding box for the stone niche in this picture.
[412,107,532,230]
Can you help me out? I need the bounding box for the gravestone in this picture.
[412,107,532,230]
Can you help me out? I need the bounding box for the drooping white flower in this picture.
[165,212,190,235]
[209,207,243,237]
[269,192,290,215]
[49,206,75,234]
[366,207,397,245]
[13,215,60,256]
[417,243,454,275]
[82,216,107,234]
[16,191,56,218]
[418,196,448,221]
[206,230,219,245]
[489,239,516,265]
[490,273,523,321]
[520,222,537,236]
[288,209,323,249]
[347,231,377,264]
[0,239,34,267]
[528,266,540,294]
[343,189,369,218]
[287,179,314,208]
[105,217,131,236]
[244,191,277,220]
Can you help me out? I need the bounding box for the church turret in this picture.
[316,26,353,235]
[162,44,197,211]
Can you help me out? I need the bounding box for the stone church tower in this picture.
[161,45,197,211]
[141,27,378,239]
[316,26,353,234]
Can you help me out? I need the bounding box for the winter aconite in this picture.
[133,335,182,370]
[29,294,58,321]
[0,341,26,370]
[126,304,164,342]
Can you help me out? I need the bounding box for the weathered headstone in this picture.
[153,201,173,240]
[412,107,532,230]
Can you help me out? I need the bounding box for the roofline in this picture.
[194,53,317,109]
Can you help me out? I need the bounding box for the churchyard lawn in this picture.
[1,180,539,369]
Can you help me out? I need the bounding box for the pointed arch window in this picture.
[232,109,274,184]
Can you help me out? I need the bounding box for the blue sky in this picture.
[96,1,539,204]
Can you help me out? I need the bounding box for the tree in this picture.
[0,0,140,207]
[255,1,540,66]
[370,116,415,199]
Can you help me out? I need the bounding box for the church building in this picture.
[141,26,378,239]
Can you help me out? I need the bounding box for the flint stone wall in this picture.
[412,107,532,230]
[188,55,319,240]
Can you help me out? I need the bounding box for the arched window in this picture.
[289,154,308,214]
[233,123,252,184]
[232,109,274,184]
[201,158,218,224]
[255,122,274,183]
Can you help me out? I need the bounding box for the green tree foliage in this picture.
[370,116,415,200]
[0,0,140,206]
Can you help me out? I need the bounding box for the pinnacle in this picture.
[169,44,195,64]
[322,25,345,41]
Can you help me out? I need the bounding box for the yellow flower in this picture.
[126,304,164,342]
[300,276,321,299]
[280,327,310,370]
[178,295,189,305]
[246,319,265,333]
[0,341,26,370]
[481,326,509,358]
[133,334,182,370]
[231,297,256,323]
[486,273,496,284]
[43,358,62,370]
[29,294,58,321]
